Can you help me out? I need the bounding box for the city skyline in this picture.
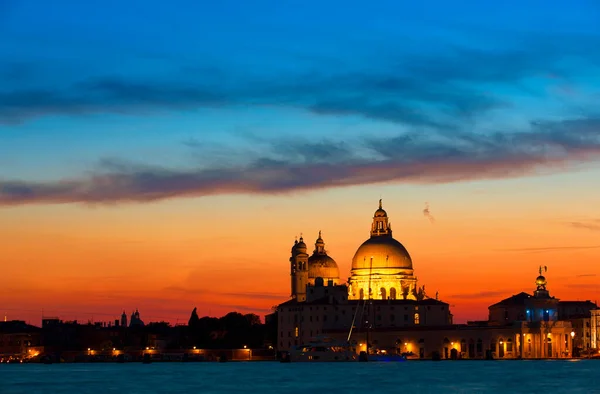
[1,0,600,325]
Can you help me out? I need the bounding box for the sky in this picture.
[1,0,600,325]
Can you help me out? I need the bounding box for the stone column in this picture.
[520,333,524,359]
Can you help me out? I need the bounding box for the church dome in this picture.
[308,254,340,280]
[295,237,307,253]
[351,199,413,272]
[351,236,413,271]
[307,231,339,282]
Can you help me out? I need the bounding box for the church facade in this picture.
[279,201,451,352]
[275,200,598,359]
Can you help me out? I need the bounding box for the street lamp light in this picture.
[571,331,575,338]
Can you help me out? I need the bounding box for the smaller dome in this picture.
[296,237,307,253]
[308,255,339,281]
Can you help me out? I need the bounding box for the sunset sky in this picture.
[1,0,600,325]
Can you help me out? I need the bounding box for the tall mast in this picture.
[367,256,374,354]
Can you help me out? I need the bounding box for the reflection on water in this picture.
[2,360,599,394]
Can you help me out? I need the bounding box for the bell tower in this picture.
[290,235,309,302]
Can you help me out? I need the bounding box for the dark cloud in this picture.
[1,116,600,206]
[0,62,36,82]
[0,79,229,124]
[2,31,598,126]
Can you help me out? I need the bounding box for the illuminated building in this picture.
[275,200,592,359]
[590,310,600,350]
[347,199,417,301]
[318,269,577,359]
[279,200,451,351]
[290,232,340,302]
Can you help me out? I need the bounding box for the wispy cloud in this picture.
[575,274,597,278]
[2,116,600,206]
[564,283,600,290]
[423,202,435,223]
[163,286,287,301]
[568,220,600,232]
[499,245,600,253]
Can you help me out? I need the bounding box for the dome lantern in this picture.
[314,230,325,254]
[371,199,392,237]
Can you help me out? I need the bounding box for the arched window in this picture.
[390,288,397,300]
[380,288,387,300]
[359,288,365,300]
[414,313,420,325]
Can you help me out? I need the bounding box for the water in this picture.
[1,360,599,394]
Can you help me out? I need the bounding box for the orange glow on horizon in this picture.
[1,185,599,326]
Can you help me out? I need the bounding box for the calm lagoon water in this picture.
[1,360,599,394]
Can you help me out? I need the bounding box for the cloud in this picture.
[423,202,435,223]
[499,245,600,253]
[575,274,597,278]
[2,30,599,126]
[0,79,229,124]
[2,116,600,206]
[563,283,600,290]
[568,220,600,232]
[449,290,509,300]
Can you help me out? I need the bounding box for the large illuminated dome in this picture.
[348,200,417,301]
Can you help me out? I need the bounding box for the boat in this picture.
[288,336,357,362]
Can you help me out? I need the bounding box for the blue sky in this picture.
[1,0,600,203]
